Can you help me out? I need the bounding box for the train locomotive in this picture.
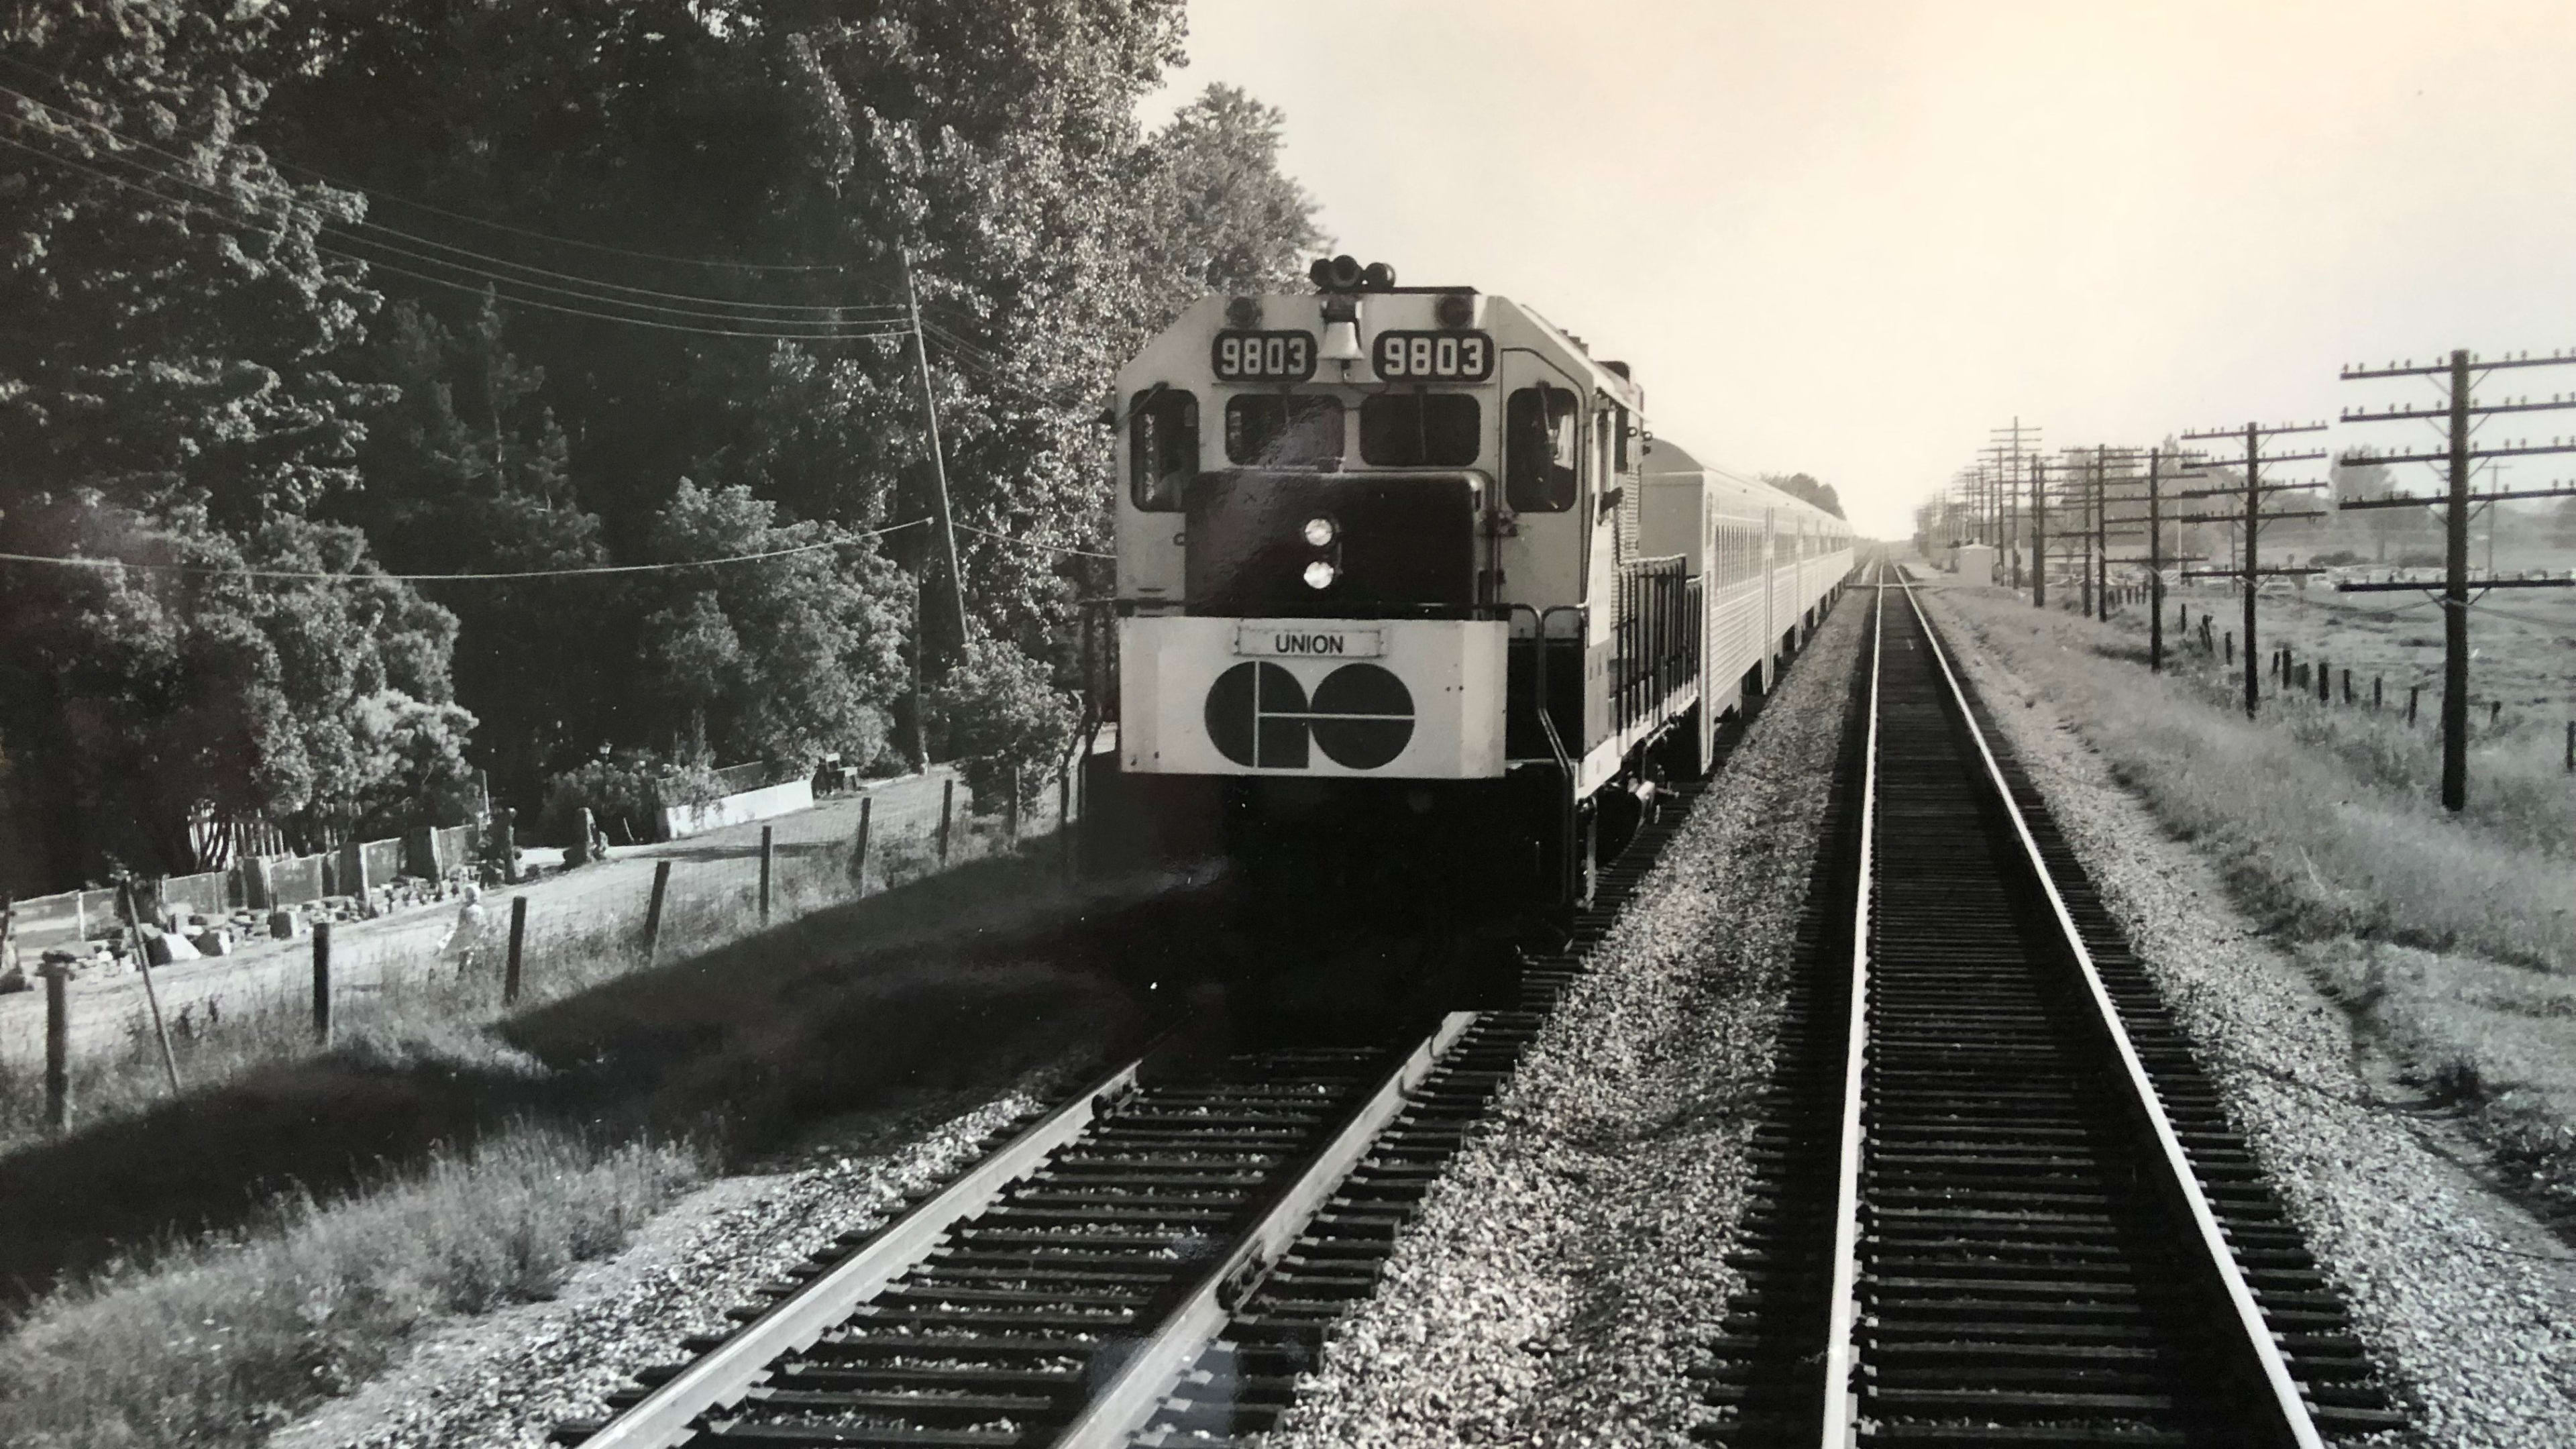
[1083,256,1853,912]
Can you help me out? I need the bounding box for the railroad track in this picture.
[555,774,1725,1449]
[1697,561,2405,1447]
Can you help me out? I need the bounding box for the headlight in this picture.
[1303,516,1337,547]
[1303,559,1338,590]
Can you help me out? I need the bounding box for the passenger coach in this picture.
[1083,256,1851,908]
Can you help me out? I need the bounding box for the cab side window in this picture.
[1505,384,1578,512]
[1129,387,1197,511]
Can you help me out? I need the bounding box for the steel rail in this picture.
[1056,1010,1477,1448]
[572,1052,1152,1449]
[1815,560,1884,1448]
[1888,571,2326,1449]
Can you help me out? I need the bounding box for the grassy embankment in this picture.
[0,801,1024,1156]
[0,1126,704,1449]
[0,820,1152,1449]
[1921,579,2576,1216]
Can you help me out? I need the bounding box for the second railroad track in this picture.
[1697,561,2406,1448]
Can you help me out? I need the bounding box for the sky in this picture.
[1138,0,2576,537]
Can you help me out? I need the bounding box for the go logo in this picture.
[1204,662,1414,770]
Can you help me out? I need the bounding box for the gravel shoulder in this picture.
[1912,575,2576,1449]
[268,1087,1046,1449]
[1262,594,1868,1449]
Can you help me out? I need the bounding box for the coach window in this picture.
[1224,394,1343,467]
[1504,384,1578,511]
[1613,405,1632,472]
[1359,391,1479,466]
[1128,387,1197,511]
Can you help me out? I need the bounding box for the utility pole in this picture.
[1990,418,2042,591]
[2092,445,2108,621]
[2101,448,2210,674]
[902,248,971,657]
[2175,420,2329,718]
[2029,455,2047,608]
[2051,447,2148,623]
[2336,347,2576,810]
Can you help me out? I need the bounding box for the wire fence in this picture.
[0,771,1071,1154]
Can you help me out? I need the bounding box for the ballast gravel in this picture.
[1915,579,2576,1449]
[270,1090,1046,1449]
[1261,596,1869,1449]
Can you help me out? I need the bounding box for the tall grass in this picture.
[0,1124,705,1449]
[2093,592,2574,855]
[1926,588,2573,972]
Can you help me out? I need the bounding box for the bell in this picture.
[1320,317,1364,363]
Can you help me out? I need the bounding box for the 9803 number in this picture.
[1213,331,1315,381]
[1373,330,1493,382]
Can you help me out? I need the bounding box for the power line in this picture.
[0,99,904,325]
[953,521,1114,560]
[0,131,914,342]
[0,519,923,583]
[0,52,859,278]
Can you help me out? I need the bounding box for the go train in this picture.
[1081,256,1854,910]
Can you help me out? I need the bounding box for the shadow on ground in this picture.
[0,847,1217,1306]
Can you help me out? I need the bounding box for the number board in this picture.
[1373,330,1493,382]
[1213,331,1316,382]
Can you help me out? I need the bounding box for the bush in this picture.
[926,637,1075,813]
[540,751,722,845]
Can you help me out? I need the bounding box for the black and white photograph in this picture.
[1,2,2571,1445]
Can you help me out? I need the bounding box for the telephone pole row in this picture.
[2337,347,2576,810]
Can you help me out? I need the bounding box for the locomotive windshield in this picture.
[1358,392,1480,466]
[1225,394,1344,467]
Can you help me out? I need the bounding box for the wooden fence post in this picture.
[2373,677,2383,711]
[1006,765,1020,847]
[2491,700,2503,728]
[312,920,333,1046]
[120,881,182,1092]
[504,895,527,1005]
[851,796,873,890]
[2408,685,2421,726]
[2565,720,2573,772]
[44,966,69,1132]
[1058,771,1073,880]
[938,777,955,866]
[2224,631,2233,665]
[643,859,671,963]
[759,825,774,924]
[2342,669,2353,706]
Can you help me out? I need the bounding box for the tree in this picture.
[0,0,487,888]
[1762,472,1847,519]
[256,1,1315,676]
[336,296,614,801]
[0,0,386,524]
[925,633,1075,815]
[2330,458,2422,563]
[634,481,910,770]
[0,498,473,879]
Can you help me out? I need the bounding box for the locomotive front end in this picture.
[1112,274,1517,788]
